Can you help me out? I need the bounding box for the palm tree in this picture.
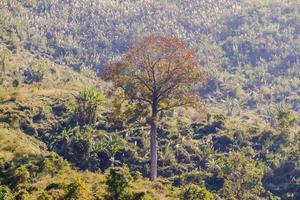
[95,134,123,167]
[72,89,105,128]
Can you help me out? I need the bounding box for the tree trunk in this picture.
[150,106,158,181]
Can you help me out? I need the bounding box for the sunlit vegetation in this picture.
[0,0,299,199]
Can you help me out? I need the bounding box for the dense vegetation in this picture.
[0,0,299,199]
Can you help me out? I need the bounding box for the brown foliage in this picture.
[103,35,206,112]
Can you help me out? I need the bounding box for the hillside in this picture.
[0,127,176,200]
[0,0,299,199]
[0,45,178,200]
[1,0,299,117]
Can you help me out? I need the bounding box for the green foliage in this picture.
[64,179,91,200]
[100,134,124,167]
[179,183,212,200]
[0,0,240,69]
[275,104,297,132]
[13,165,30,185]
[47,126,128,171]
[0,51,7,73]
[0,0,299,199]
[218,152,265,199]
[37,192,53,200]
[40,153,68,177]
[105,167,133,200]
[0,185,14,200]
[23,59,50,84]
[71,89,105,128]
[265,104,297,142]
[14,189,29,200]
[212,114,226,122]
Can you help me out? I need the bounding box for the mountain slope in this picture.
[0,0,299,199]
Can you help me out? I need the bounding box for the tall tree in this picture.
[103,35,206,180]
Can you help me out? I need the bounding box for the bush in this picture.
[180,183,212,200]
[40,153,68,176]
[13,165,30,185]
[213,114,226,122]
[37,192,53,200]
[23,68,44,84]
[64,179,91,200]
[105,167,133,200]
[23,59,49,84]
[0,185,14,200]
[218,152,265,199]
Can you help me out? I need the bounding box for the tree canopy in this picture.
[103,35,206,180]
[104,35,206,112]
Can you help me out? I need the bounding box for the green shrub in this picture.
[14,189,29,200]
[0,185,14,200]
[13,165,30,185]
[64,179,91,200]
[40,153,68,176]
[213,114,226,122]
[180,183,212,200]
[105,167,133,200]
[37,192,53,200]
[218,152,265,199]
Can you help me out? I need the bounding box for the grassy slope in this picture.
[0,44,177,200]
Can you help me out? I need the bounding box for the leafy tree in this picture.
[265,104,297,141]
[103,35,206,180]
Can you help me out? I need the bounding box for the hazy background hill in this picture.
[0,0,241,69]
[1,0,299,114]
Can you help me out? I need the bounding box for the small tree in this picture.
[103,35,206,180]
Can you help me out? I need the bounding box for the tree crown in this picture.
[103,35,206,113]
